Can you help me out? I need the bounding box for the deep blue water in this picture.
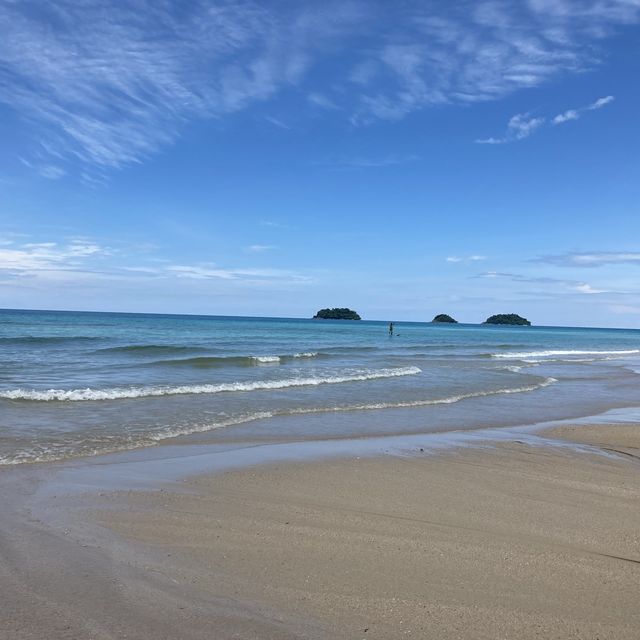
[2,308,640,464]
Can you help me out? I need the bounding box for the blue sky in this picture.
[1,0,639,326]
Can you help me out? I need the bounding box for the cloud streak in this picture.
[0,236,310,288]
[474,270,623,295]
[553,95,614,124]
[0,0,366,173]
[320,154,420,169]
[478,94,615,143]
[476,113,545,144]
[0,1,637,174]
[535,251,640,267]
[446,255,487,263]
[0,239,106,275]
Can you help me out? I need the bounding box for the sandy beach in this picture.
[1,421,638,639]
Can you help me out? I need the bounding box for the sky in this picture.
[1,0,639,327]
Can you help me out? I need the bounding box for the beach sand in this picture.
[2,424,639,639]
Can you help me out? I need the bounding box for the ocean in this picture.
[2,308,640,465]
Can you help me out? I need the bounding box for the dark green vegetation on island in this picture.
[313,308,362,320]
[484,313,531,326]
[432,314,457,324]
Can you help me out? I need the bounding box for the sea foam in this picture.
[0,366,422,402]
[289,377,558,413]
[492,349,640,359]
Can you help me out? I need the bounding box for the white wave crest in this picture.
[290,377,558,413]
[0,375,556,465]
[0,366,422,402]
[499,365,524,372]
[293,352,318,358]
[0,411,276,466]
[251,355,281,363]
[493,349,640,360]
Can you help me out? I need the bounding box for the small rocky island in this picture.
[484,313,531,326]
[432,314,457,324]
[313,308,361,320]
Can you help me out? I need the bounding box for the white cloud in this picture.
[0,240,106,275]
[1,2,636,174]
[244,244,277,252]
[574,283,606,294]
[552,94,614,124]
[259,220,290,229]
[166,264,310,283]
[354,2,637,124]
[482,93,615,142]
[476,271,516,277]
[589,95,615,109]
[553,109,580,124]
[610,304,640,315]
[323,154,420,168]
[477,113,545,144]
[307,92,339,110]
[447,255,487,263]
[471,269,630,301]
[536,251,640,267]
[0,1,366,173]
[0,236,311,289]
[264,116,292,130]
[19,157,66,179]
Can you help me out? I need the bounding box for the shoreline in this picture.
[1,412,639,638]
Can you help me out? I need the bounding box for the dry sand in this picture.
[2,424,639,639]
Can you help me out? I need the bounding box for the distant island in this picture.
[484,313,531,326]
[313,308,361,320]
[432,314,457,324]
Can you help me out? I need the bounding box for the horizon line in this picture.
[1,307,637,332]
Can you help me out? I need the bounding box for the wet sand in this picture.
[2,423,639,639]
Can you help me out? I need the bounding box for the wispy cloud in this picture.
[535,251,640,267]
[351,2,638,124]
[244,244,277,253]
[0,239,107,275]
[259,220,289,229]
[590,95,615,109]
[19,157,66,180]
[474,270,622,295]
[0,0,366,175]
[478,94,615,143]
[476,113,545,144]
[574,283,607,294]
[307,92,339,110]
[264,116,292,130]
[446,255,487,263]
[166,264,310,283]
[1,2,637,175]
[610,304,640,315]
[321,154,420,169]
[0,236,310,287]
[553,95,614,124]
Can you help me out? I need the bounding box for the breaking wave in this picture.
[0,376,557,465]
[288,377,558,413]
[492,349,640,360]
[148,353,320,367]
[0,366,422,402]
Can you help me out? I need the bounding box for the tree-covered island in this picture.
[432,314,458,323]
[313,308,362,320]
[483,313,531,326]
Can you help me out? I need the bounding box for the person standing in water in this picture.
[389,322,394,336]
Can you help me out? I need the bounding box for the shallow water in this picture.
[2,308,640,464]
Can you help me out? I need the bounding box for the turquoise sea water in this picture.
[2,308,640,464]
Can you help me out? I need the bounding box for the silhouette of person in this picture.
[389,322,394,336]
